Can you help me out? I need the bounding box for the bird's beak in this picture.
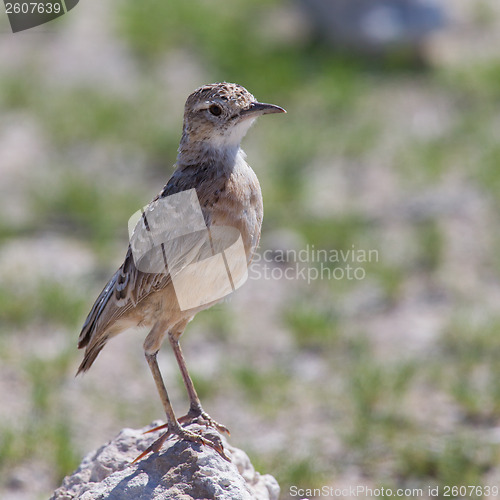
[241,102,286,118]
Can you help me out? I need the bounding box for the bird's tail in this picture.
[76,272,119,374]
[76,335,109,375]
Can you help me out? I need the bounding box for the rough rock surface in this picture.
[51,421,279,500]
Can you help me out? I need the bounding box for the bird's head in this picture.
[181,82,285,150]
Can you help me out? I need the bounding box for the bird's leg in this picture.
[169,331,230,436]
[132,351,175,463]
[133,348,229,463]
[145,350,179,430]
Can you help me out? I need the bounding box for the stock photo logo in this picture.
[128,189,248,311]
[3,0,78,32]
[250,245,379,284]
[127,188,380,308]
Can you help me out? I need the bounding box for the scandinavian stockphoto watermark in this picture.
[250,244,378,284]
[3,0,78,33]
[127,189,378,311]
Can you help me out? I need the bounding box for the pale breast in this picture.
[206,153,263,263]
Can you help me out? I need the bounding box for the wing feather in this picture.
[77,165,221,373]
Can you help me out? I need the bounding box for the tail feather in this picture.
[76,335,109,375]
[78,273,118,349]
[77,272,120,374]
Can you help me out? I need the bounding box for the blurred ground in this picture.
[1,1,500,499]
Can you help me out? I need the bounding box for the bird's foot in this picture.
[178,407,230,436]
[132,426,172,464]
[133,421,230,464]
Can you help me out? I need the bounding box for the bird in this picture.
[76,82,286,462]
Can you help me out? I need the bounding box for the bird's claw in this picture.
[133,423,230,463]
[202,433,230,461]
[185,429,231,462]
[178,409,230,436]
[132,428,172,464]
[143,422,169,434]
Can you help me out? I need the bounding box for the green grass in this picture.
[370,264,405,304]
[195,305,237,342]
[284,301,339,350]
[230,363,291,414]
[117,0,366,99]
[341,336,417,449]
[399,136,457,183]
[0,350,79,484]
[414,219,444,272]
[445,61,500,102]
[30,171,145,254]
[25,352,80,481]
[0,286,34,327]
[0,74,181,168]
[295,215,372,252]
[436,318,500,423]
[270,456,328,496]
[395,435,494,492]
[0,280,88,329]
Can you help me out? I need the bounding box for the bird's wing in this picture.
[77,167,218,372]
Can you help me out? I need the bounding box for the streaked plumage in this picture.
[77,82,285,461]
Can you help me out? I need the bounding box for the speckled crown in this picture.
[185,82,256,111]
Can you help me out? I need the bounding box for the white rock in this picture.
[51,422,279,500]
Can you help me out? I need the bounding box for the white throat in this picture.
[209,118,256,149]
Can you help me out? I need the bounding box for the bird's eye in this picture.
[209,104,222,116]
